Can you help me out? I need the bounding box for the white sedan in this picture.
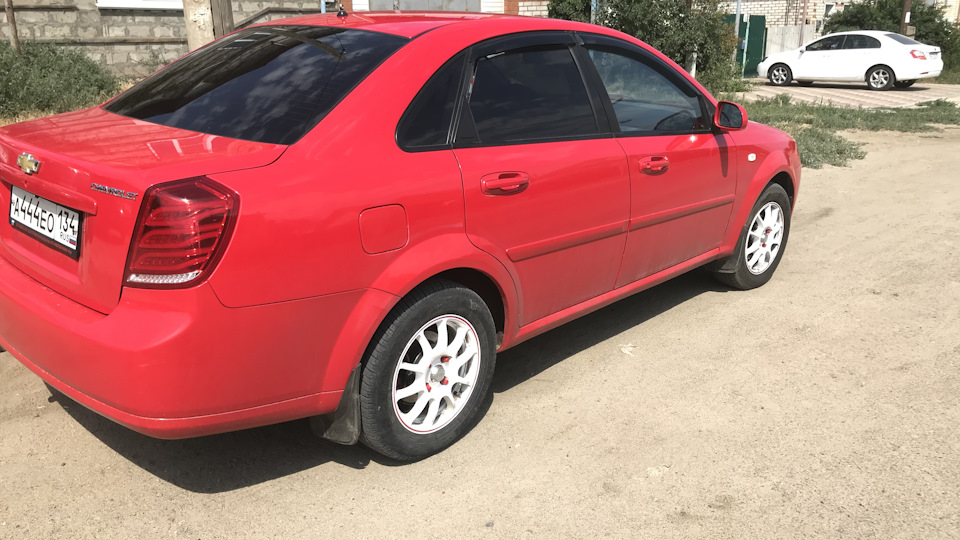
[758,30,943,90]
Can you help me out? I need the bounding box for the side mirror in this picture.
[799,46,806,52]
[714,101,749,131]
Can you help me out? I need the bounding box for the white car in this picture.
[758,30,943,90]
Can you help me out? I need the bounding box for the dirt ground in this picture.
[1,128,958,539]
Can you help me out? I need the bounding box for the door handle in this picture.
[639,156,669,175]
[481,172,529,195]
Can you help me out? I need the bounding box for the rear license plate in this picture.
[9,186,82,259]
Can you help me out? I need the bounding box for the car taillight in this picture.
[910,50,927,60]
[125,177,237,288]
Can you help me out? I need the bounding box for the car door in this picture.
[452,33,630,325]
[577,33,737,287]
[837,34,883,81]
[793,35,846,79]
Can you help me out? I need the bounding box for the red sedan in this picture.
[0,12,800,461]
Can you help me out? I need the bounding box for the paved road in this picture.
[1,129,959,538]
[740,80,960,108]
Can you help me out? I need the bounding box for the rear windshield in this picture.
[885,33,920,45]
[104,26,408,145]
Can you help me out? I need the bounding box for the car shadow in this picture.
[47,268,726,493]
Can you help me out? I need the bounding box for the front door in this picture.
[578,34,738,287]
[794,34,847,79]
[454,34,630,325]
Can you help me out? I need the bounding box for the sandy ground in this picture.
[1,128,959,539]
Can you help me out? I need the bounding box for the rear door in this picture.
[794,35,846,79]
[835,34,882,81]
[577,33,737,286]
[453,33,630,325]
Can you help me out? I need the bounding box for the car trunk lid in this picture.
[0,107,286,314]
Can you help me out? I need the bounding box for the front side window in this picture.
[843,34,881,49]
[806,35,846,51]
[466,45,598,144]
[586,46,706,133]
[104,26,408,145]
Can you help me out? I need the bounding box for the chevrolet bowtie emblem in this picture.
[17,153,41,175]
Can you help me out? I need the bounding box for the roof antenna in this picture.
[337,3,348,16]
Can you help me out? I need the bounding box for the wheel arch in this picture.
[865,64,896,82]
[318,235,519,395]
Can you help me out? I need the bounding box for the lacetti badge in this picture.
[17,153,41,175]
[91,182,138,201]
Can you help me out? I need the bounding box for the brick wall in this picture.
[517,0,547,16]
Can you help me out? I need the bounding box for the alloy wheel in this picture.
[745,202,784,275]
[391,315,481,434]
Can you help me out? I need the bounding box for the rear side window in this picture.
[886,33,920,45]
[397,52,466,151]
[586,46,706,133]
[104,26,408,145]
[843,35,881,49]
[466,46,598,144]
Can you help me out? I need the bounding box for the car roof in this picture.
[250,11,529,39]
[823,30,901,38]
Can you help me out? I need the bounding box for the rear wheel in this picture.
[359,280,497,462]
[714,184,792,290]
[867,66,894,90]
[894,79,916,88]
[769,64,792,86]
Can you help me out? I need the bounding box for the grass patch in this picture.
[930,67,960,85]
[746,95,960,168]
[0,42,118,120]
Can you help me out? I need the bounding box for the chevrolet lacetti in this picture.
[0,12,800,461]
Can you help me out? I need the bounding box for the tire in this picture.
[714,184,792,290]
[359,279,497,461]
[768,64,792,87]
[867,66,894,90]
[894,79,916,88]
[797,81,814,87]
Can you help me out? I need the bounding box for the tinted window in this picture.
[105,26,408,145]
[586,47,706,133]
[467,46,597,143]
[806,35,845,51]
[886,33,920,45]
[397,52,465,150]
[843,34,881,49]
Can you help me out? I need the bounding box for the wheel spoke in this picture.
[402,393,430,424]
[449,345,478,371]
[417,334,433,357]
[448,325,468,354]
[399,361,427,374]
[395,382,423,401]
[435,319,449,350]
[424,397,441,428]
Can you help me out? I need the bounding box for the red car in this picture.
[0,12,799,461]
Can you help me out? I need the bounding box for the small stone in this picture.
[486,521,494,527]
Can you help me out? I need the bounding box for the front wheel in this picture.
[894,79,916,88]
[714,184,792,290]
[867,66,895,90]
[359,280,497,462]
[769,64,792,87]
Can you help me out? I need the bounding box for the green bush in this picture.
[548,0,747,94]
[824,0,960,69]
[0,42,119,117]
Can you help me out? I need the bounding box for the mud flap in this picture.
[309,364,361,445]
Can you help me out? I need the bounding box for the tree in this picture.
[548,0,742,92]
[824,0,960,68]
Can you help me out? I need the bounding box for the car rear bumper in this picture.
[0,253,393,438]
[899,60,944,80]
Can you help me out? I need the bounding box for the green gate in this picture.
[724,14,766,78]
